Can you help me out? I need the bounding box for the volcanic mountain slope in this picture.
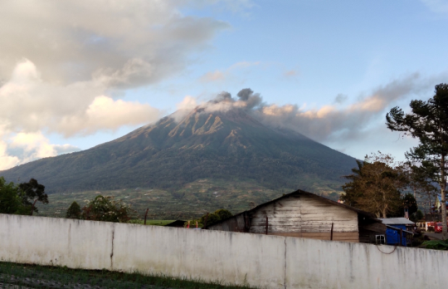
[1,107,357,193]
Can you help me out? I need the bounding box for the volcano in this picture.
[1,107,357,194]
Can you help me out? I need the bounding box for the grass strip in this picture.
[0,262,253,289]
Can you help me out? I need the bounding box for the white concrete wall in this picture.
[1,214,447,289]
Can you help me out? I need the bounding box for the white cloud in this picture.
[0,0,229,88]
[0,60,162,137]
[0,59,163,170]
[0,129,20,170]
[0,1,248,170]
[57,96,161,136]
[182,74,433,151]
[253,74,426,142]
[176,95,199,111]
[10,131,79,161]
[0,129,80,170]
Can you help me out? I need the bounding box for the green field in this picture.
[35,179,342,220]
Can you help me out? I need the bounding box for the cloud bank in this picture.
[180,73,432,149]
[0,60,162,137]
[0,0,229,88]
[0,59,162,169]
[0,0,233,169]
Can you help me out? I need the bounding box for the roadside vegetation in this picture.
[0,262,252,289]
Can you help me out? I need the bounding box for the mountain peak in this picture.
[1,106,356,194]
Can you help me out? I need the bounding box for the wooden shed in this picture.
[204,189,386,243]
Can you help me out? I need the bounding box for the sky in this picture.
[0,0,448,170]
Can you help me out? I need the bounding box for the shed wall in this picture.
[249,195,359,242]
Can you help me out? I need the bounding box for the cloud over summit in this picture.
[181,74,429,147]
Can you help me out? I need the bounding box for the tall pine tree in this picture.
[386,83,448,239]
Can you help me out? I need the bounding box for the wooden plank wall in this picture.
[249,195,359,242]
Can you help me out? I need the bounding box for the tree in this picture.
[390,193,418,218]
[214,209,233,220]
[0,177,23,214]
[386,83,448,239]
[66,201,82,219]
[18,178,48,215]
[401,161,438,214]
[341,152,408,218]
[191,208,233,228]
[341,160,365,207]
[414,210,424,221]
[81,195,131,223]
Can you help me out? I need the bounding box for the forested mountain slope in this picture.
[1,107,357,194]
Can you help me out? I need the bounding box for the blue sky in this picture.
[0,0,447,169]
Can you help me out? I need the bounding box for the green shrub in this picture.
[81,195,132,222]
[421,240,448,250]
[189,208,233,228]
[66,201,82,219]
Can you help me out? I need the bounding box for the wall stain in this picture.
[67,223,71,255]
[284,238,287,289]
[110,229,115,269]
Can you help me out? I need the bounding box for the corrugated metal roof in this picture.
[378,218,415,225]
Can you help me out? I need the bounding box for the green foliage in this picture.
[0,177,23,214]
[66,201,81,219]
[416,209,424,220]
[389,193,419,218]
[189,208,233,228]
[18,178,48,214]
[410,210,423,222]
[0,177,48,215]
[81,195,131,222]
[387,83,448,234]
[403,193,418,215]
[341,160,365,207]
[341,152,408,218]
[200,212,220,227]
[422,240,448,250]
[214,209,233,220]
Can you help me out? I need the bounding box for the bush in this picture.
[0,177,22,214]
[191,208,233,228]
[214,209,233,221]
[81,195,132,223]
